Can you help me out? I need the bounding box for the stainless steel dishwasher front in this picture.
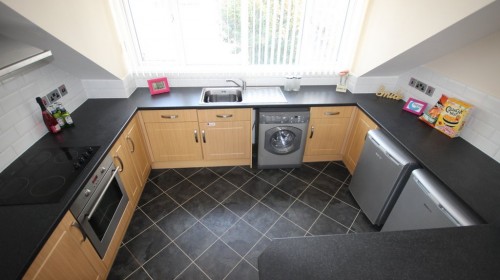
[349,129,419,226]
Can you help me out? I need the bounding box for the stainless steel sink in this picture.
[200,87,242,103]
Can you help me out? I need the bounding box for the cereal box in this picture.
[419,94,448,127]
[434,98,473,138]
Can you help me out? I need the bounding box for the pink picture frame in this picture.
[147,77,170,95]
[403,98,428,115]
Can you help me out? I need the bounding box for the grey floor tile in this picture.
[223,190,258,217]
[175,222,217,259]
[323,162,351,182]
[188,168,220,189]
[148,169,168,180]
[107,247,140,280]
[260,188,295,214]
[276,175,309,198]
[150,169,185,191]
[257,169,288,186]
[283,200,321,230]
[323,197,359,228]
[311,173,344,196]
[334,185,360,209]
[267,217,306,238]
[304,161,330,172]
[138,181,163,207]
[156,207,197,240]
[309,214,349,235]
[166,180,201,204]
[350,212,380,233]
[221,220,262,256]
[243,203,281,234]
[125,225,170,264]
[123,209,153,243]
[140,193,178,222]
[240,176,274,200]
[209,166,234,176]
[223,166,255,187]
[175,167,202,178]
[143,243,191,279]
[204,178,238,203]
[291,165,321,183]
[182,191,218,219]
[225,260,259,280]
[195,240,241,280]
[200,205,240,236]
[126,267,152,280]
[298,186,332,212]
[245,236,272,268]
[176,264,209,280]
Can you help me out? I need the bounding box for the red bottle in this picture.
[36,97,61,134]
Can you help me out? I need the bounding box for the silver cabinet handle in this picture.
[324,111,340,116]
[87,168,120,220]
[114,156,124,172]
[202,130,206,143]
[161,114,178,119]
[216,114,233,118]
[194,130,199,143]
[126,136,135,153]
[71,221,87,242]
[310,126,315,138]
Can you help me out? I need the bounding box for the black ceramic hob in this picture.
[0,146,99,206]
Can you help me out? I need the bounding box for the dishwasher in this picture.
[349,129,419,226]
[381,169,482,231]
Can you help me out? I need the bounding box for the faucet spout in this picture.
[226,78,246,90]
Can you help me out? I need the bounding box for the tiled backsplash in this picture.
[0,62,88,172]
[396,66,500,163]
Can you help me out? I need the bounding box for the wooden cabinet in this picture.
[110,137,141,205]
[343,108,379,174]
[198,109,251,161]
[123,116,150,186]
[23,212,106,280]
[141,108,252,168]
[304,106,355,162]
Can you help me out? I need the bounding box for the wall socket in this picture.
[408,77,433,94]
[425,86,435,97]
[46,89,62,104]
[415,81,427,92]
[58,84,68,96]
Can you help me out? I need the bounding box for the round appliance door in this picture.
[264,126,303,155]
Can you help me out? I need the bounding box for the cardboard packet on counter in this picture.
[419,94,448,127]
[434,98,473,138]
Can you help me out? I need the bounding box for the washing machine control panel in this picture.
[261,112,310,124]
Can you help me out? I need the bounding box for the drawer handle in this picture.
[194,130,199,143]
[324,111,340,116]
[216,114,233,118]
[310,126,315,138]
[202,130,206,143]
[126,136,135,153]
[161,114,178,119]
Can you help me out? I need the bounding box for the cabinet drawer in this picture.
[141,109,198,123]
[197,108,251,122]
[310,106,354,119]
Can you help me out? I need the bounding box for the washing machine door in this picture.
[264,126,303,155]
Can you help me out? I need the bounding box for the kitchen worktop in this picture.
[1,86,499,279]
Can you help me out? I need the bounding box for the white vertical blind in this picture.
[113,0,365,77]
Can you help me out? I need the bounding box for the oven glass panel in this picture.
[88,178,122,240]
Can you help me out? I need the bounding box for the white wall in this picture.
[352,0,492,76]
[425,31,500,99]
[396,66,500,163]
[0,62,88,172]
[1,0,128,79]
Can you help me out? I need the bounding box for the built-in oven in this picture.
[70,155,129,258]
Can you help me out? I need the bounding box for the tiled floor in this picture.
[108,161,378,280]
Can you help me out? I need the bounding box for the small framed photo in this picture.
[403,98,428,115]
[147,77,170,95]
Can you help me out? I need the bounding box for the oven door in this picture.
[78,163,129,258]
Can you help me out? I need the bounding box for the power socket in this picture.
[409,77,417,87]
[425,86,435,97]
[415,81,427,93]
[46,89,61,104]
[58,84,68,96]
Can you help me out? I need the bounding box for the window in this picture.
[112,0,366,78]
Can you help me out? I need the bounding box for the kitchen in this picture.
[1,0,500,279]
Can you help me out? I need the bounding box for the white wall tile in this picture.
[0,127,20,152]
[0,147,17,172]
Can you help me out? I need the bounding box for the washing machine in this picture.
[257,108,310,169]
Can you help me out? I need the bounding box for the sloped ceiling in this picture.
[0,2,117,79]
[363,1,500,77]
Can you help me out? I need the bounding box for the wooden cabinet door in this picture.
[23,212,106,280]
[199,121,251,161]
[124,116,150,186]
[343,109,378,174]
[304,117,350,157]
[110,138,141,205]
[144,121,203,162]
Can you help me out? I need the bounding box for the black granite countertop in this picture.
[1,86,499,279]
[258,225,500,280]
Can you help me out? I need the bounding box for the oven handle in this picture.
[86,168,120,220]
[71,221,87,242]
